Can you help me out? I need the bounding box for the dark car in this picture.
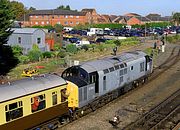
[69,37,80,43]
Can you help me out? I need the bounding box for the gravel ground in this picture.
[60,43,180,130]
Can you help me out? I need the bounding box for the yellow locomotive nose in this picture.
[66,81,79,109]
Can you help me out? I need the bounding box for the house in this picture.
[28,9,88,27]
[81,9,99,24]
[146,13,171,22]
[8,28,49,54]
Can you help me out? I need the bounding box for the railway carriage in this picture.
[0,74,76,130]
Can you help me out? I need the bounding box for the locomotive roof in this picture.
[0,74,66,103]
[80,51,146,73]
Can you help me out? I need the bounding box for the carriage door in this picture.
[89,72,99,93]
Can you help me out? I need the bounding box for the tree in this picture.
[0,0,19,75]
[172,12,180,26]
[66,5,71,10]
[10,1,26,20]
[56,5,71,10]
[28,44,42,62]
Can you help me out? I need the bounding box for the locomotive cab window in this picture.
[31,94,46,113]
[5,101,23,122]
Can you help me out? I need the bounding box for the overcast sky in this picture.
[14,0,179,16]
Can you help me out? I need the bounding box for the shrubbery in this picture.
[42,51,52,58]
[66,44,77,54]
[167,34,180,43]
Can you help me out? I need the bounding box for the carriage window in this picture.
[5,101,23,122]
[31,94,46,113]
[61,89,69,102]
[52,91,57,105]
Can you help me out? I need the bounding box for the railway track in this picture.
[123,89,180,130]
[30,47,180,130]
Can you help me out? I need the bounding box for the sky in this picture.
[14,0,179,16]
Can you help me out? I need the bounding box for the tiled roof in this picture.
[81,9,96,13]
[29,9,86,16]
[135,16,151,22]
[11,28,45,34]
[124,13,141,17]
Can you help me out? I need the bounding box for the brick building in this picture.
[81,9,99,24]
[28,9,88,27]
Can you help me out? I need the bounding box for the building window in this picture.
[65,15,68,18]
[64,21,68,25]
[35,22,38,25]
[76,16,79,18]
[31,94,46,113]
[35,16,38,18]
[18,37,21,44]
[46,21,49,24]
[37,38,41,44]
[70,15,73,18]
[70,21,73,24]
[52,92,57,105]
[76,22,79,25]
[5,101,23,122]
[30,16,33,18]
[57,21,61,24]
[42,15,44,18]
[41,21,44,25]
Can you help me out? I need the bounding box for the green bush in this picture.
[66,44,77,54]
[18,55,29,64]
[167,35,180,43]
[81,45,89,51]
[58,49,66,58]
[12,45,23,57]
[42,51,52,58]
[28,50,42,62]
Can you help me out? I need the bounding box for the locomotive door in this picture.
[89,72,99,93]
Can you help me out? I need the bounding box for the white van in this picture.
[63,27,73,32]
[75,40,90,47]
[87,28,104,36]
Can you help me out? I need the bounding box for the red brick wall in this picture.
[29,14,88,27]
[127,17,142,25]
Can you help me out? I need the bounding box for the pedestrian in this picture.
[153,41,157,49]
[113,46,117,56]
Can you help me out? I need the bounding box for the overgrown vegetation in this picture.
[167,34,180,43]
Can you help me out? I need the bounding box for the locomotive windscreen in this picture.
[62,66,89,87]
